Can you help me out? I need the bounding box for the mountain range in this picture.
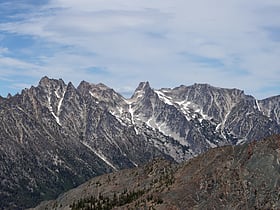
[0,76,279,209]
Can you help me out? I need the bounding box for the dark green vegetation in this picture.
[33,135,280,210]
[68,169,174,210]
[70,189,146,210]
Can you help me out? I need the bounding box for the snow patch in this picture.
[155,90,173,105]
[82,142,117,171]
[155,90,211,122]
[130,160,138,167]
[57,90,66,117]
[109,111,127,126]
[255,100,261,112]
[53,155,63,166]
[89,91,95,97]
[133,89,145,99]
[146,118,155,130]
[215,123,221,131]
[220,109,232,139]
[205,139,217,148]
[47,94,61,125]
[54,90,60,98]
[145,117,189,146]
[236,138,246,145]
[195,108,208,121]
[128,104,138,134]
[47,89,66,126]
[51,112,60,125]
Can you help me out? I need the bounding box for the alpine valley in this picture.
[0,77,279,209]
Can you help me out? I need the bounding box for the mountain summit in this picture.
[0,77,279,209]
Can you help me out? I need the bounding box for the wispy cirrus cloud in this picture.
[0,0,279,98]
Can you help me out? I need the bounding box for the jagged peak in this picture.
[38,76,50,84]
[173,83,217,90]
[170,83,245,97]
[77,80,90,89]
[136,81,151,91]
[66,82,76,91]
[91,83,124,101]
[77,81,111,91]
[96,82,110,89]
[131,81,153,99]
[184,83,217,91]
[77,80,124,102]
[38,76,66,88]
[7,93,12,99]
[60,82,78,101]
[190,83,245,94]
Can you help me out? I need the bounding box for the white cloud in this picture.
[0,0,279,98]
[0,56,39,74]
[0,47,9,54]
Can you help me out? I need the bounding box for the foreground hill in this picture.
[33,135,280,210]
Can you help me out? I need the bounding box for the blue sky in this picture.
[0,0,280,99]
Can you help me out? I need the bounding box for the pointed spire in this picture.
[77,80,91,96]
[135,81,151,92]
[66,82,76,92]
[38,76,50,87]
[132,81,153,99]
[7,93,12,99]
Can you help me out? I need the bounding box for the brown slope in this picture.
[31,134,280,210]
[163,134,280,209]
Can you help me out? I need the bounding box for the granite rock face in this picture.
[0,78,171,209]
[0,77,279,209]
